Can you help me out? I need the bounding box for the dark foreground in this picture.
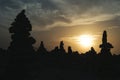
[0,52,120,80]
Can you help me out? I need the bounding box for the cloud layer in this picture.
[0,0,120,31]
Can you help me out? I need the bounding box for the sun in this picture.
[77,35,94,48]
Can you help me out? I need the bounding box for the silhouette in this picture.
[54,46,59,52]
[0,48,6,56]
[4,10,36,80]
[59,41,66,53]
[37,41,47,54]
[8,9,36,55]
[99,30,113,56]
[0,10,120,80]
[85,47,97,55]
[68,46,72,54]
[51,46,59,54]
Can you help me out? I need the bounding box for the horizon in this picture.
[0,0,120,54]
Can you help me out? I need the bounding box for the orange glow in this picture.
[76,35,95,48]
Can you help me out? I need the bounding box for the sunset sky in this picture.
[0,0,120,54]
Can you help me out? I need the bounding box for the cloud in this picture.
[0,0,71,30]
[0,0,120,31]
[0,24,7,29]
[95,15,120,29]
[25,3,71,29]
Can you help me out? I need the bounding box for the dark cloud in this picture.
[95,15,120,28]
[61,0,120,17]
[0,24,8,29]
[32,15,71,27]
[0,0,120,31]
[0,0,20,10]
[37,0,57,10]
[0,0,70,30]
[0,0,57,10]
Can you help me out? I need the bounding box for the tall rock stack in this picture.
[6,10,36,80]
[99,30,113,56]
[37,41,47,54]
[59,41,66,53]
[8,10,36,55]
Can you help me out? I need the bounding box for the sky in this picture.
[0,0,120,54]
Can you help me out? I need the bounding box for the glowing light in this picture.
[77,35,94,48]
